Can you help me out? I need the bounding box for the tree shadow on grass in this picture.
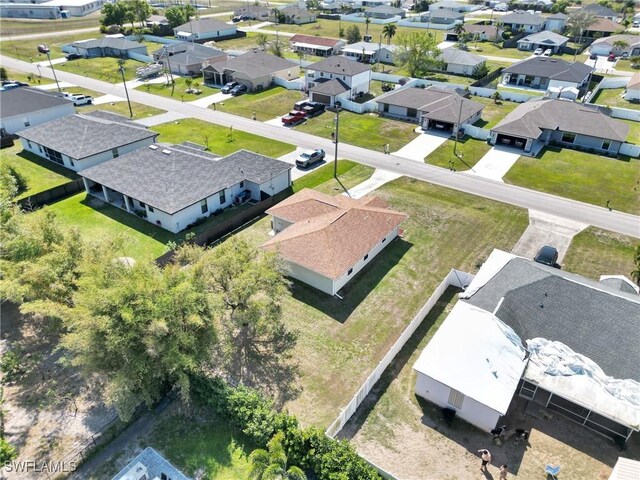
[289,237,413,324]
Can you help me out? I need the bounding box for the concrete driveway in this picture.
[468,146,521,182]
[393,129,449,162]
[187,91,232,108]
[277,148,324,180]
[343,169,401,199]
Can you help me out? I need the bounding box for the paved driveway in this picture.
[468,146,521,182]
[187,91,232,108]
[277,148,324,180]
[393,129,449,162]
[343,169,401,199]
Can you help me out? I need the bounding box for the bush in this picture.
[0,67,7,81]
[0,350,25,382]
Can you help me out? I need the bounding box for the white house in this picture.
[0,87,75,135]
[590,35,640,57]
[341,41,398,64]
[290,34,345,57]
[174,18,237,42]
[544,12,568,32]
[304,56,372,106]
[624,72,640,102]
[18,112,158,171]
[516,30,569,53]
[439,47,486,75]
[80,144,292,234]
[498,12,547,33]
[262,189,406,296]
[0,0,104,18]
[501,57,592,92]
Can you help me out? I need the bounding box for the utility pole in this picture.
[118,58,133,117]
[333,105,340,178]
[39,45,61,92]
[452,95,464,159]
[163,45,175,96]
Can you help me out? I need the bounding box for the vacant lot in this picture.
[138,76,220,101]
[1,67,48,86]
[0,14,100,35]
[426,137,492,170]
[296,111,418,153]
[152,118,295,158]
[591,88,632,109]
[233,176,527,427]
[473,96,520,128]
[1,31,99,60]
[292,159,374,194]
[504,147,640,215]
[82,100,165,119]
[2,144,77,199]
[214,86,307,121]
[58,56,144,83]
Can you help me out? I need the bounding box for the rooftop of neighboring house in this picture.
[310,78,350,95]
[263,189,406,280]
[627,72,640,91]
[152,41,225,58]
[80,145,291,214]
[546,12,568,20]
[175,17,234,33]
[491,97,629,142]
[168,49,226,66]
[0,87,72,118]
[503,56,592,82]
[591,34,640,48]
[305,55,372,76]
[500,11,546,25]
[146,14,169,24]
[342,41,399,54]
[290,34,343,47]
[517,30,569,45]
[451,23,498,39]
[365,4,404,14]
[18,113,158,160]
[202,50,297,79]
[439,47,486,66]
[420,9,465,19]
[72,36,144,51]
[280,4,315,16]
[233,4,270,14]
[112,447,190,480]
[585,17,624,33]
[581,2,620,18]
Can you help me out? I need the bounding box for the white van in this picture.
[494,3,508,12]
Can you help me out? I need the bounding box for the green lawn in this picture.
[214,87,307,121]
[472,96,520,129]
[233,175,528,427]
[2,144,78,200]
[619,119,640,145]
[468,42,530,59]
[57,56,144,83]
[152,118,295,158]
[1,31,100,60]
[82,100,165,119]
[292,160,375,194]
[613,59,640,73]
[591,88,632,109]
[138,76,220,101]
[0,15,101,35]
[213,32,276,51]
[1,68,48,86]
[422,71,476,86]
[504,147,640,215]
[296,111,418,153]
[425,137,491,170]
[563,227,639,281]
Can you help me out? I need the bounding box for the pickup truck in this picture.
[281,110,307,126]
[302,102,325,118]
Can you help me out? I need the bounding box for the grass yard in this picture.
[233,175,528,427]
[422,71,476,86]
[0,15,100,35]
[292,160,375,194]
[1,144,78,199]
[296,111,418,153]
[1,68,49,86]
[613,59,640,73]
[213,32,276,51]
[425,137,492,170]
[82,100,165,119]
[152,118,295,157]
[504,147,640,215]
[591,87,632,109]
[472,96,520,128]
[57,56,144,83]
[468,42,530,59]
[620,118,640,144]
[1,31,100,60]
[563,227,638,281]
[138,76,220,101]
[214,87,307,121]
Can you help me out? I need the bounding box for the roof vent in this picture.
[149,145,158,150]
[162,149,172,155]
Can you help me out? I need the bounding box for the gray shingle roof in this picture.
[83,110,139,125]
[439,47,485,66]
[421,10,465,20]
[582,3,620,18]
[18,114,157,160]
[73,37,145,51]
[464,258,640,381]
[152,41,225,58]
[175,17,233,33]
[501,11,546,26]
[311,78,349,95]
[547,12,568,19]
[503,57,592,83]
[365,5,404,14]
[0,87,72,118]
[491,98,628,142]
[112,447,189,480]
[202,51,296,79]
[80,146,291,214]
[306,55,372,76]
[517,30,569,46]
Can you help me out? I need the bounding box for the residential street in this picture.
[1,54,638,238]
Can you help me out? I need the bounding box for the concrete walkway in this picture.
[343,169,401,199]
[34,81,75,90]
[93,94,125,105]
[133,111,187,127]
[392,128,449,162]
[187,91,232,108]
[467,146,521,182]
[512,210,589,263]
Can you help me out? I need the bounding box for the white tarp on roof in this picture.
[459,249,516,299]
[413,301,527,415]
[293,42,333,50]
[176,31,192,37]
[525,338,640,430]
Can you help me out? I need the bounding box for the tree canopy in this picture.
[394,31,442,78]
[165,4,196,29]
[345,25,362,44]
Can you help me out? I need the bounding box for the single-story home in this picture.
[438,47,486,75]
[583,17,624,39]
[145,14,170,33]
[364,5,405,19]
[516,30,569,53]
[501,57,592,92]
[0,87,75,135]
[68,36,147,59]
[418,10,465,26]
[341,41,398,64]
[581,3,620,21]
[304,55,372,106]
[545,12,568,32]
[153,42,226,76]
[590,34,640,57]
[174,18,237,42]
[498,12,547,33]
[202,50,298,90]
[430,0,481,13]
[18,112,158,171]
[262,189,407,296]
[80,144,292,233]
[445,24,499,42]
[233,5,270,20]
[415,248,640,443]
[113,447,189,480]
[270,5,317,24]
[290,34,345,56]
[624,72,640,102]
[376,85,484,131]
[489,97,629,156]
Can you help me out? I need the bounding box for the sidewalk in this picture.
[342,169,401,199]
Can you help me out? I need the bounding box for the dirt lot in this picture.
[1,303,116,478]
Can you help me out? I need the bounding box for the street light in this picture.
[117,58,133,118]
[37,44,61,93]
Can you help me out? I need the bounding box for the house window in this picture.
[602,139,611,150]
[219,189,226,204]
[27,140,32,148]
[320,72,324,77]
[70,159,75,167]
[348,268,353,276]
[148,205,154,213]
[448,388,465,409]
[240,180,244,188]
[24,120,30,127]
[201,198,208,214]
[112,148,119,158]
[139,201,146,208]
[383,103,389,113]
[38,145,42,152]
[407,108,418,118]
[43,146,63,165]
[364,254,369,261]
[561,132,576,144]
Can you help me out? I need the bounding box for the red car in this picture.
[281,110,307,126]
[607,53,616,61]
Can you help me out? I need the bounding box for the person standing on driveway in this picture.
[499,464,508,479]
[478,449,492,471]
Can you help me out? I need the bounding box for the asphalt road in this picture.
[2,54,638,238]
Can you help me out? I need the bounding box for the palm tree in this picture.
[382,23,397,45]
[612,40,629,55]
[364,16,371,37]
[249,433,306,480]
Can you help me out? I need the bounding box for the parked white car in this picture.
[63,92,93,105]
[542,49,552,57]
[494,3,508,12]
[533,48,544,55]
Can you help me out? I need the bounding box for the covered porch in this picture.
[82,178,146,217]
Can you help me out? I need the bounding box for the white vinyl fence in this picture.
[620,143,640,158]
[463,124,490,140]
[336,97,378,113]
[128,52,153,63]
[325,268,475,438]
[610,106,640,122]
[273,77,304,90]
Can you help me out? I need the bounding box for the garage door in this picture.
[496,134,527,149]
[311,93,331,105]
[428,119,454,132]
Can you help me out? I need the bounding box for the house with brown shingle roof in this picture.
[290,34,345,57]
[262,189,407,296]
